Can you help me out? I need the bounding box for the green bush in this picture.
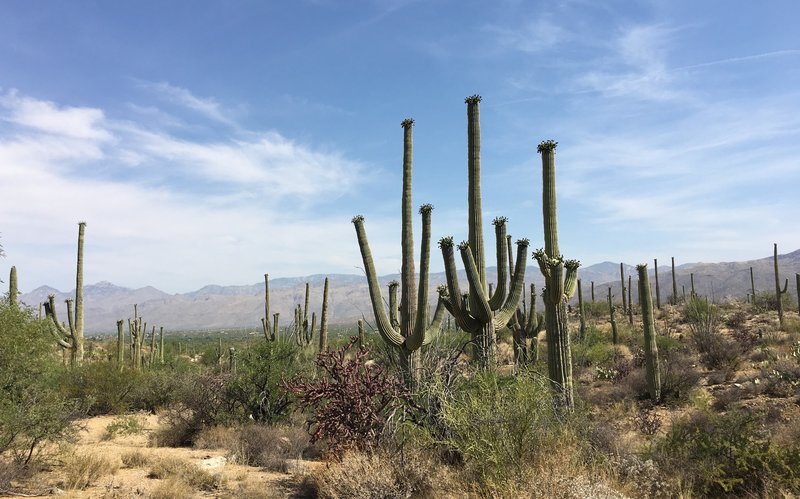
[0,303,82,464]
[225,339,310,423]
[435,370,578,493]
[653,409,800,496]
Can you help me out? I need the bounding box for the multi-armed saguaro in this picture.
[353,117,446,384]
[438,96,529,370]
[44,222,86,366]
[293,280,329,348]
[261,274,275,341]
[534,141,580,411]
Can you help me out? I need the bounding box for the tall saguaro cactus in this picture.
[318,277,330,351]
[620,263,627,311]
[44,222,86,366]
[438,97,529,370]
[116,320,125,371]
[534,140,579,411]
[774,243,788,329]
[294,281,327,348]
[7,266,18,307]
[637,264,661,402]
[654,258,661,309]
[671,257,678,304]
[352,118,446,384]
[261,274,275,341]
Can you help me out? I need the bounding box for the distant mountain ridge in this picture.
[16,249,800,335]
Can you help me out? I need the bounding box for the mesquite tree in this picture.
[352,118,446,385]
[534,140,579,411]
[44,222,86,366]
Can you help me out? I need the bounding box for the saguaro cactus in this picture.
[128,305,146,370]
[654,258,661,310]
[608,287,618,344]
[796,273,800,315]
[44,222,86,366]
[510,283,544,365]
[637,264,661,402]
[116,320,125,371]
[7,266,18,307]
[620,263,627,311]
[261,274,275,341]
[671,257,678,304]
[293,281,328,348]
[159,327,165,364]
[774,243,788,328]
[534,140,579,411]
[438,97,528,370]
[750,267,756,303]
[318,277,330,351]
[352,118,446,384]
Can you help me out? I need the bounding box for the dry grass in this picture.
[149,476,195,499]
[148,456,224,492]
[232,423,311,471]
[120,449,151,468]
[61,452,120,490]
[194,425,240,450]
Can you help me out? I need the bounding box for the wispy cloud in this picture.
[484,15,569,53]
[138,81,237,126]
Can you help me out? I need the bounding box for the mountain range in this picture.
[15,249,800,335]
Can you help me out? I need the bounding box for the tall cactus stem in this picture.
[319,277,330,351]
[654,258,661,309]
[750,267,756,304]
[577,279,586,341]
[637,264,661,402]
[608,287,618,344]
[159,327,165,364]
[8,266,18,307]
[116,320,124,371]
[620,263,627,311]
[671,256,678,304]
[262,274,274,341]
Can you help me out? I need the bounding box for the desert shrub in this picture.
[309,450,442,499]
[193,425,239,450]
[61,452,120,490]
[761,360,800,398]
[572,325,615,368]
[685,298,744,375]
[435,370,579,492]
[652,409,800,496]
[225,339,309,423]
[120,450,151,468]
[150,477,195,499]
[283,338,408,458]
[103,415,147,440]
[151,372,235,447]
[0,303,82,465]
[128,365,192,413]
[657,345,700,403]
[148,456,223,491]
[233,423,311,471]
[61,361,140,415]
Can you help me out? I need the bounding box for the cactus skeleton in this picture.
[44,222,86,366]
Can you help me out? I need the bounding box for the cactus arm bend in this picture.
[352,215,405,348]
[493,239,529,328]
[44,298,72,348]
[421,296,447,347]
[488,217,509,310]
[407,204,434,351]
[563,260,581,300]
[439,237,480,332]
[458,241,493,323]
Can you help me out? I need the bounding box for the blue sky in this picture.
[1,0,799,293]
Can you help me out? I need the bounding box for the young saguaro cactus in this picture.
[534,140,580,411]
[509,283,544,365]
[44,222,86,366]
[116,320,125,371]
[637,264,661,402]
[438,97,529,370]
[352,116,446,385]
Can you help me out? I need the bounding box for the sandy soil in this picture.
[3,414,314,499]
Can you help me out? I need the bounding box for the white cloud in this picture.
[0,89,113,141]
[138,81,237,126]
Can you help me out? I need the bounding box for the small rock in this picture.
[199,456,227,468]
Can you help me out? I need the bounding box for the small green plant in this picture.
[103,415,146,440]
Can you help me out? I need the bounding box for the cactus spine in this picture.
[8,266,17,307]
[352,118,446,384]
[637,264,661,401]
[774,243,788,328]
[439,97,528,370]
[261,274,275,341]
[44,222,86,366]
[534,140,579,411]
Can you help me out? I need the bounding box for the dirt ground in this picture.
[4,414,314,499]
